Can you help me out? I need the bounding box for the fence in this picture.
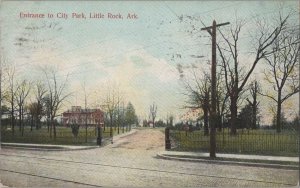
[168,129,299,156]
[1,126,128,146]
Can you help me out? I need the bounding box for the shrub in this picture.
[70,124,80,138]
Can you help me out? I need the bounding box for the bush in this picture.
[70,124,80,137]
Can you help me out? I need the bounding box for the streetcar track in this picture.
[0,153,297,186]
[0,168,102,187]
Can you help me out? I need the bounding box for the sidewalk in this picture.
[111,129,137,143]
[157,151,299,170]
[0,180,8,188]
[0,142,99,151]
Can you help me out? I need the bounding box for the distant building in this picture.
[62,106,104,127]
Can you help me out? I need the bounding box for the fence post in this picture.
[165,127,171,150]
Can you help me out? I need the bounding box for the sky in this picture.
[0,1,299,124]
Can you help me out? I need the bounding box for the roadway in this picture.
[0,128,298,187]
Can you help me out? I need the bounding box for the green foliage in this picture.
[1,105,10,113]
[125,102,138,126]
[155,120,167,127]
[238,104,253,129]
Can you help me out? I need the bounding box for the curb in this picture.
[156,153,299,170]
[108,129,138,145]
[114,129,137,140]
[1,143,99,152]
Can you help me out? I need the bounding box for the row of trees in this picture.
[142,113,174,128]
[179,11,299,134]
[0,63,139,139]
[1,65,70,138]
[103,99,139,136]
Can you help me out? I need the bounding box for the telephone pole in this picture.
[0,52,2,149]
[201,20,229,158]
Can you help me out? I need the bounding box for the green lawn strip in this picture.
[170,129,299,157]
[1,126,130,145]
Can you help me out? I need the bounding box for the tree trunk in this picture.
[11,111,15,136]
[217,115,222,132]
[31,115,33,131]
[252,86,258,129]
[117,120,120,134]
[21,107,24,136]
[49,117,52,138]
[85,114,88,143]
[11,95,15,136]
[52,117,56,139]
[110,115,113,137]
[230,96,238,135]
[203,107,209,136]
[276,100,282,133]
[19,107,22,132]
[35,116,38,130]
[252,105,257,129]
[152,118,155,128]
[47,115,50,132]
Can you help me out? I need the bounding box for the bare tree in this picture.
[246,81,261,129]
[43,68,70,139]
[181,70,210,135]
[34,81,47,129]
[259,28,299,133]
[0,56,9,140]
[101,84,122,137]
[27,81,47,131]
[211,67,230,131]
[27,102,38,131]
[149,102,157,128]
[180,64,230,134]
[6,66,17,135]
[15,79,31,136]
[217,14,289,135]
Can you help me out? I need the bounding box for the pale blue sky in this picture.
[1,1,298,124]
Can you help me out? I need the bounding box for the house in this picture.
[62,106,104,127]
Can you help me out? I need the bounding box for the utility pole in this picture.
[201,20,229,158]
[0,53,2,149]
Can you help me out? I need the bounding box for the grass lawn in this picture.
[1,126,130,146]
[170,129,299,157]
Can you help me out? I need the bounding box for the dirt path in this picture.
[111,128,165,151]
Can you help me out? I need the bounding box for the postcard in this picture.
[0,1,299,187]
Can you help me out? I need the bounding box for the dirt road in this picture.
[111,128,165,150]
